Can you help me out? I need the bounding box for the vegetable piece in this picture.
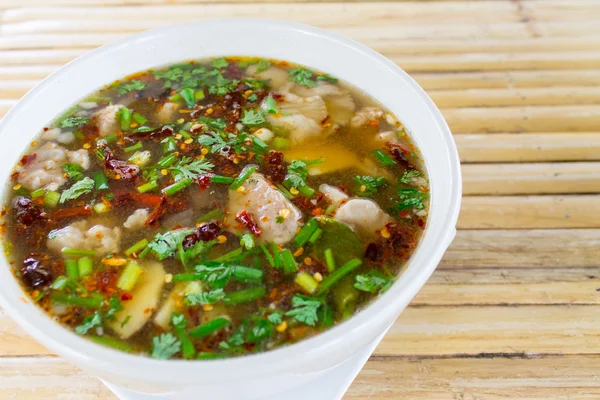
[62,164,85,181]
[308,228,323,244]
[354,270,394,294]
[196,208,225,223]
[371,149,396,166]
[270,242,282,269]
[30,188,45,198]
[295,272,318,294]
[137,181,158,193]
[51,292,103,309]
[60,116,88,129]
[171,313,195,359]
[151,333,181,360]
[89,335,133,352]
[230,166,256,190]
[43,190,61,208]
[180,88,195,109]
[223,287,266,306]
[293,219,318,247]
[59,176,94,203]
[65,259,79,280]
[162,178,192,196]
[188,316,231,339]
[158,154,177,168]
[75,311,102,334]
[117,80,146,95]
[285,295,320,326]
[265,96,277,114]
[281,249,298,274]
[186,289,225,305]
[324,248,336,272]
[92,202,110,214]
[92,172,109,191]
[117,107,132,131]
[210,175,235,184]
[333,276,359,319]
[124,238,149,257]
[132,112,148,125]
[117,261,144,291]
[312,217,361,266]
[289,68,316,87]
[124,142,143,153]
[272,137,289,150]
[77,256,93,278]
[232,266,263,283]
[169,157,214,181]
[354,176,386,197]
[108,260,165,339]
[195,90,205,101]
[50,276,69,290]
[154,281,202,330]
[240,110,265,126]
[317,259,363,295]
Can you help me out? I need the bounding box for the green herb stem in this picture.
[317,259,363,295]
[230,166,257,190]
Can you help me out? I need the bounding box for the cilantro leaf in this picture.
[267,312,282,325]
[316,73,338,83]
[193,263,232,288]
[393,188,427,212]
[117,80,147,95]
[212,57,229,69]
[246,317,273,344]
[59,176,94,203]
[248,93,258,102]
[185,288,226,306]
[285,158,324,189]
[243,78,268,91]
[289,68,316,87]
[240,234,255,250]
[106,296,123,320]
[169,156,215,181]
[354,271,394,294]
[240,109,266,126]
[148,229,195,260]
[196,116,227,131]
[171,313,187,330]
[198,132,228,154]
[208,74,239,96]
[60,116,88,129]
[75,312,102,335]
[255,59,271,73]
[354,175,387,197]
[62,163,85,182]
[151,333,181,359]
[398,169,421,184]
[153,68,184,82]
[285,295,321,326]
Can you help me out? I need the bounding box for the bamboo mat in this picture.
[1,0,600,398]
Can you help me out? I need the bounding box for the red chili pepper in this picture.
[236,210,261,236]
[53,206,93,220]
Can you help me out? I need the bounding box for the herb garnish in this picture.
[59,176,94,203]
[117,80,147,95]
[151,333,181,359]
[289,68,316,87]
[354,175,387,197]
[60,116,88,129]
[285,295,321,326]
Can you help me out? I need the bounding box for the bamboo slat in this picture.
[456,133,600,163]
[442,229,600,268]
[459,195,600,229]
[462,162,600,195]
[443,105,600,133]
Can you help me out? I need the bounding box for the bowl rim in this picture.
[0,18,461,382]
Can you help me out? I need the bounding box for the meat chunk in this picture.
[319,184,349,206]
[93,104,124,137]
[16,142,91,191]
[275,92,327,123]
[334,199,393,238]
[253,128,274,142]
[47,221,121,255]
[267,114,322,146]
[123,209,149,230]
[292,82,355,126]
[246,65,289,89]
[226,167,302,244]
[157,102,178,124]
[350,106,384,128]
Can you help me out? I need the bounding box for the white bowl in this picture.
[0,19,461,399]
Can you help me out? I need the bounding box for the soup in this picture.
[2,57,428,360]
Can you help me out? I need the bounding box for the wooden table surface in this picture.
[1,0,600,398]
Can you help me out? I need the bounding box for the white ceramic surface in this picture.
[0,19,461,399]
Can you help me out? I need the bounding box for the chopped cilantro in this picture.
[106,295,123,320]
[255,59,271,73]
[240,109,266,126]
[193,263,232,288]
[240,234,255,250]
[196,116,227,131]
[148,229,195,260]
[179,240,216,268]
[186,289,226,306]
[151,333,181,359]
[59,176,94,203]
[354,271,393,294]
[399,169,421,184]
[171,313,187,330]
[153,68,184,82]
[59,116,88,129]
[198,131,249,154]
[211,57,229,69]
[267,312,282,325]
[289,68,316,87]
[168,156,215,181]
[285,295,321,326]
[353,175,386,197]
[117,79,146,95]
[275,216,285,224]
[285,158,324,190]
[208,74,239,96]
[243,78,268,90]
[248,93,258,102]
[246,317,273,344]
[393,188,427,212]
[316,73,338,83]
[75,312,102,335]
[62,164,85,182]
